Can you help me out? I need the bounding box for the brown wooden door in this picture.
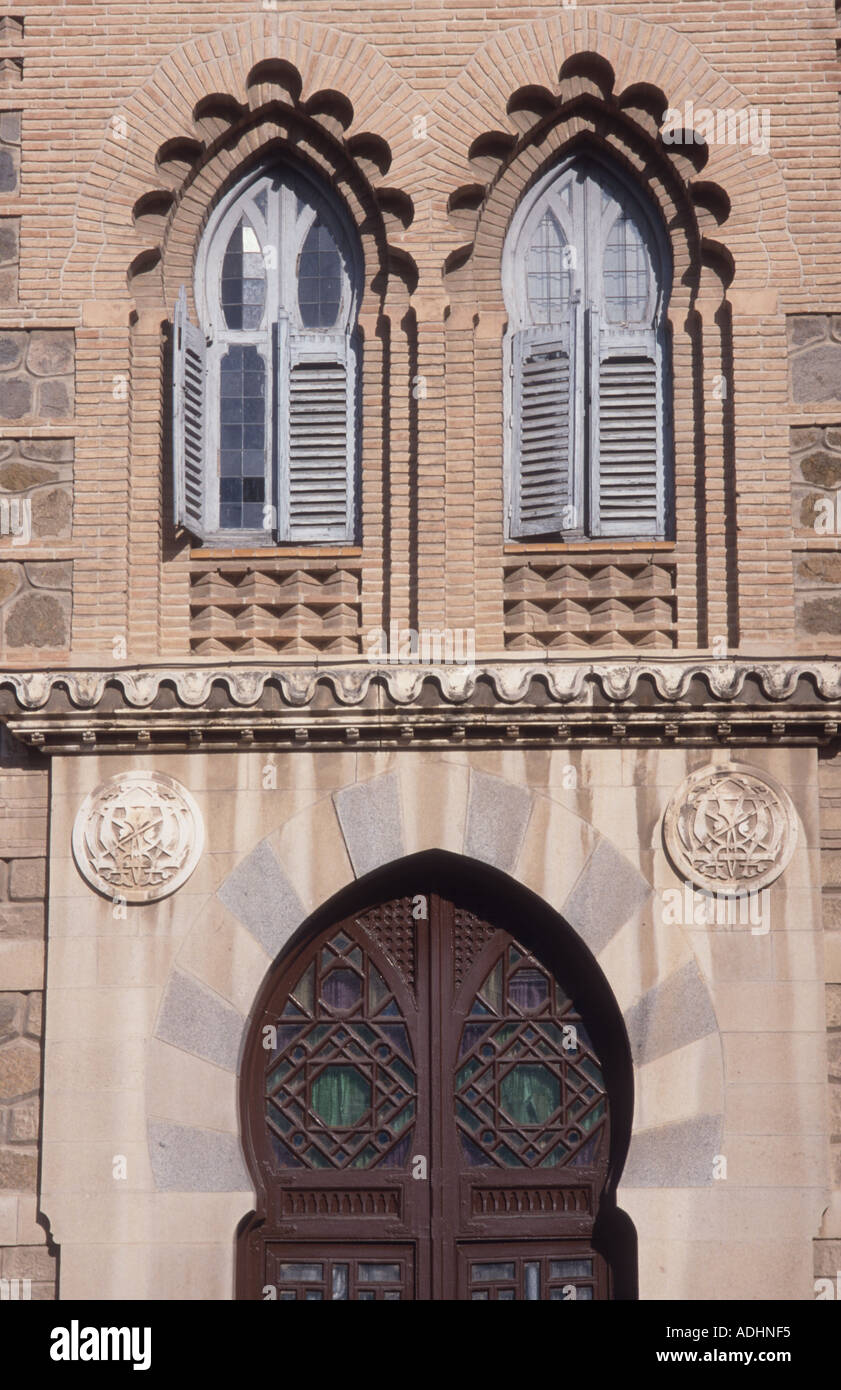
[238,883,612,1300]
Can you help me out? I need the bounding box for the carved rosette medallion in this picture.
[663,763,797,895]
[72,771,204,902]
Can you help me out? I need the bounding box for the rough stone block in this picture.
[792,345,841,403]
[622,1113,723,1187]
[8,858,45,901]
[562,838,651,954]
[463,770,532,873]
[333,773,405,878]
[8,1098,37,1143]
[0,1037,40,1100]
[623,961,718,1066]
[217,838,304,956]
[0,1147,36,1190]
[4,592,70,649]
[155,970,244,1072]
[148,1121,250,1192]
[0,1245,55,1281]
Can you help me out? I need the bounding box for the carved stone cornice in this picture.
[1,659,839,753]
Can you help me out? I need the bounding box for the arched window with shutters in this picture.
[172,161,362,544]
[502,155,673,541]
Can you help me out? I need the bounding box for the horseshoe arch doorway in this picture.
[236,852,637,1300]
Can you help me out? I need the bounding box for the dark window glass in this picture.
[218,345,265,529]
[297,217,343,328]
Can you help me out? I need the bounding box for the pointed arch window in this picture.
[503,156,673,541]
[172,163,362,544]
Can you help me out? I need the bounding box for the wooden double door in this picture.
[239,882,612,1300]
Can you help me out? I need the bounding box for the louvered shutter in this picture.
[278,326,357,542]
[510,315,577,537]
[591,311,662,538]
[172,286,208,538]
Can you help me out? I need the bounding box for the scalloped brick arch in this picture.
[427,10,798,295]
[60,14,422,303]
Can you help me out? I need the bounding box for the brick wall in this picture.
[0,3,838,659]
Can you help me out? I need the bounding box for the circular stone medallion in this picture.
[72,771,204,902]
[663,762,797,895]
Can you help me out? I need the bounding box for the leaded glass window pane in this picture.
[221,217,266,330]
[525,211,572,324]
[218,345,266,529]
[603,212,650,323]
[298,217,343,328]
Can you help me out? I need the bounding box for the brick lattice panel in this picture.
[503,559,677,651]
[189,561,362,656]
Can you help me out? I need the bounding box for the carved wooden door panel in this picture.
[239,885,611,1300]
[435,897,610,1301]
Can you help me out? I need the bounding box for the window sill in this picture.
[190,545,363,560]
[504,540,676,554]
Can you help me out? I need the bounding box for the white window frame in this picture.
[186,159,362,546]
[502,153,673,542]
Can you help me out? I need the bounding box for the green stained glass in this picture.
[495,1143,525,1166]
[350,1143,379,1168]
[291,962,314,1014]
[391,1100,414,1133]
[266,1058,291,1091]
[348,946,362,968]
[305,1146,333,1168]
[579,1055,604,1085]
[310,1065,371,1126]
[539,1141,570,1167]
[456,1057,480,1088]
[580,1097,606,1133]
[457,1101,481,1132]
[499,1063,561,1125]
[391,1058,414,1089]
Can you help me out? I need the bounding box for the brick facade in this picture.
[1,1,840,1302]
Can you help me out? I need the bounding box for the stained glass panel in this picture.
[264,928,417,1170]
[454,944,608,1170]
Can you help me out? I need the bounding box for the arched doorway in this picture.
[237,855,636,1300]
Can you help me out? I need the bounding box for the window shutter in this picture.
[172,286,207,538]
[591,311,662,537]
[279,328,357,542]
[510,315,577,537]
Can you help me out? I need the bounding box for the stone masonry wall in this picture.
[816,749,841,1294]
[0,744,56,1299]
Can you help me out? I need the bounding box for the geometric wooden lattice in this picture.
[454,943,608,1170]
[358,898,416,993]
[265,929,417,1170]
[453,906,497,991]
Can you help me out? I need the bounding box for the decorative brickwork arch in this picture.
[427,14,797,298]
[60,15,421,307]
